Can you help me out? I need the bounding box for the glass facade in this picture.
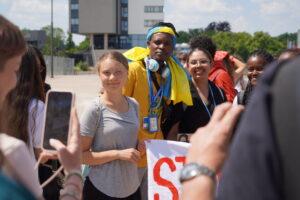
[144,6,163,13]
[144,19,163,27]
[94,34,104,49]
[120,0,128,34]
[70,0,79,33]
[71,10,78,18]
[131,34,147,47]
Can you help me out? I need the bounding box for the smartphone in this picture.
[42,91,74,151]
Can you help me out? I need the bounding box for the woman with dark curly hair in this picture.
[167,43,227,140]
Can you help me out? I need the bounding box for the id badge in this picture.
[143,117,149,130]
[149,115,158,133]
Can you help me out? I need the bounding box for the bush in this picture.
[75,61,89,71]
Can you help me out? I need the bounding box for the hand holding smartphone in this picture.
[42,91,75,151]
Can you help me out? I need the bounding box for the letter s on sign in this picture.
[153,157,179,200]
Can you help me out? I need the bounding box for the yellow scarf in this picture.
[123,47,193,106]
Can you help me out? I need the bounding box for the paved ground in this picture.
[46,74,100,116]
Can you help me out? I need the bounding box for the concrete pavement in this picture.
[46,74,100,116]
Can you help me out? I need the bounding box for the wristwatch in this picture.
[179,162,216,183]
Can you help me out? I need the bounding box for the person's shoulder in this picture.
[129,60,145,71]
[85,97,103,111]
[215,70,234,85]
[29,98,45,112]
[126,96,139,107]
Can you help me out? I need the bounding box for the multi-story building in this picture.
[69,0,164,52]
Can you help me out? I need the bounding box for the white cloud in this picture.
[0,0,10,4]
[164,0,242,31]
[165,0,241,14]
[5,0,68,32]
[231,16,248,33]
[251,0,300,15]
[249,0,300,35]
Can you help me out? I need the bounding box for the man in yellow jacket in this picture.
[123,22,192,199]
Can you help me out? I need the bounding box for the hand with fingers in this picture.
[49,108,82,173]
[137,139,147,156]
[39,151,57,164]
[117,148,141,164]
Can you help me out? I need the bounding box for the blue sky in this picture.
[1,0,299,44]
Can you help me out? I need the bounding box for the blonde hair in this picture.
[96,51,129,72]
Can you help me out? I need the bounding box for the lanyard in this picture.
[146,68,164,114]
[198,83,216,118]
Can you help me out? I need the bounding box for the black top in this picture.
[170,81,226,134]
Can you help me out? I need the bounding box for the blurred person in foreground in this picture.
[0,14,82,200]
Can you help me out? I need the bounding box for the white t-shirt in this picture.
[28,99,45,160]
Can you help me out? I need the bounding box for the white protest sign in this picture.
[146,140,190,200]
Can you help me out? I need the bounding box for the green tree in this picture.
[65,32,75,50]
[42,25,66,56]
[77,37,90,51]
[177,31,190,43]
[248,32,285,56]
[276,32,297,48]
[188,28,204,38]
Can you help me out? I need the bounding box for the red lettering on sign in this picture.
[153,157,179,200]
[175,156,186,165]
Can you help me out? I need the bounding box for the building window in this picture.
[71,0,78,4]
[120,0,128,4]
[94,34,104,49]
[121,7,128,17]
[119,35,131,49]
[144,19,162,27]
[144,6,163,13]
[71,18,79,25]
[71,3,78,10]
[131,34,146,47]
[71,25,79,33]
[71,10,78,18]
[108,35,118,49]
[121,21,128,32]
